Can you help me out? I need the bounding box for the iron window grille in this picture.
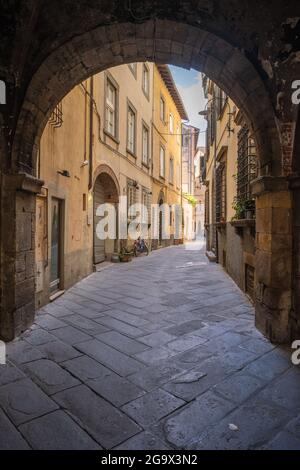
[49,102,63,128]
[127,179,139,222]
[141,188,151,226]
[216,161,226,223]
[205,189,210,225]
[237,126,257,204]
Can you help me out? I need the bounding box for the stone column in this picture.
[290,176,300,341]
[252,176,293,344]
[0,173,43,341]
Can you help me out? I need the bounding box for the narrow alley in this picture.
[1,244,299,450]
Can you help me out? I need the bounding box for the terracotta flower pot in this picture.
[119,254,132,262]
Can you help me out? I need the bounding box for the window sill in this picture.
[142,89,150,101]
[127,149,137,159]
[230,218,255,237]
[104,129,120,144]
[142,162,150,170]
[216,221,226,230]
[230,219,255,228]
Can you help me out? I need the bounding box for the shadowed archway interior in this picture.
[13,20,280,177]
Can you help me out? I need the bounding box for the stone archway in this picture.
[0,3,299,342]
[93,166,119,264]
[12,20,281,177]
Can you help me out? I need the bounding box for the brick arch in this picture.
[11,19,281,177]
[93,164,120,200]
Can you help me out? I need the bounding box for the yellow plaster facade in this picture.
[36,63,187,307]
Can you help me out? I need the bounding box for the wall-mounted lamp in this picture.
[57,170,70,178]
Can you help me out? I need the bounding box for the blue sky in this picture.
[169,65,207,146]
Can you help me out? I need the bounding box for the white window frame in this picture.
[127,103,136,155]
[142,123,149,166]
[160,145,165,178]
[141,189,150,225]
[105,77,117,138]
[128,63,137,77]
[142,64,150,98]
[127,180,138,221]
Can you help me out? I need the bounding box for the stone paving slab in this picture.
[87,373,145,407]
[1,244,300,449]
[61,355,112,381]
[152,389,236,448]
[51,325,93,345]
[21,359,80,395]
[188,398,294,450]
[122,389,185,427]
[7,340,46,365]
[138,331,177,347]
[114,431,171,450]
[34,313,66,330]
[36,340,82,363]
[63,314,110,334]
[0,378,58,426]
[95,316,146,338]
[95,331,150,355]
[0,363,25,386]
[19,410,101,450]
[0,409,30,450]
[53,385,141,448]
[75,339,146,376]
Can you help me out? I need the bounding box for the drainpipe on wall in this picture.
[213,108,218,262]
[181,124,183,241]
[88,76,94,190]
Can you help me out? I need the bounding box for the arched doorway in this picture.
[93,167,119,264]
[158,191,165,247]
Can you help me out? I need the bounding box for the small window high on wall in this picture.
[0,80,6,105]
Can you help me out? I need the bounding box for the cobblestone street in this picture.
[1,244,300,450]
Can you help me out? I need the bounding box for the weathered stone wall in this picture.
[1,174,42,340]
[253,178,293,343]
[217,223,255,297]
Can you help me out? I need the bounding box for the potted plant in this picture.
[232,197,245,220]
[244,199,255,219]
[119,246,134,262]
[232,197,255,220]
